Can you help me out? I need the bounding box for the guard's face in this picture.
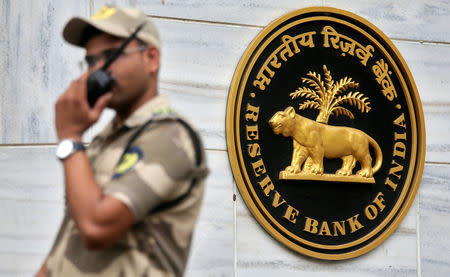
[84,33,158,114]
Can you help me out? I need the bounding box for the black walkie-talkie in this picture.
[87,23,146,107]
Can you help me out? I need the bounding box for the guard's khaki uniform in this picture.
[47,95,207,277]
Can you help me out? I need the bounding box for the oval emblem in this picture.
[226,7,425,260]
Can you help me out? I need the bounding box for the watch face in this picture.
[56,139,74,159]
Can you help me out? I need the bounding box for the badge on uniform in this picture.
[112,146,143,179]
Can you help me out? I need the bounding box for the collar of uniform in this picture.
[93,95,171,141]
[123,94,170,128]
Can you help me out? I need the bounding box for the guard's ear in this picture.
[143,45,160,75]
[285,106,295,118]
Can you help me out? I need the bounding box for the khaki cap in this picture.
[63,5,160,50]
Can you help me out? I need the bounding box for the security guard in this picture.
[35,5,208,277]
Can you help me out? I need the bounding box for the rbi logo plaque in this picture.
[226,7,425,260]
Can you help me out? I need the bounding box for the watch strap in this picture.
[73,141,86,151]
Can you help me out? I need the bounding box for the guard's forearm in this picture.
[61,149,135,249]
[63,151,103,230]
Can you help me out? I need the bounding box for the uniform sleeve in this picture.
[103,122,196,221]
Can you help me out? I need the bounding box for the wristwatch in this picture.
[56,139,86,160]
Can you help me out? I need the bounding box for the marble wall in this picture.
[0,0,449,276]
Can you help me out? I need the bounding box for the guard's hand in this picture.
[55,73,112,141]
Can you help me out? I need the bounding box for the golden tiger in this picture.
[268,106,382,177]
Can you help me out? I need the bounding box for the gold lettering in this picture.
[247,143,261,158]
[373,192,386,212]
[318,221,332,236]
[251,159,266,177]
[283,205,300,224]
[321,26,340,49]
[389,160,404,179]
[246,125,259,140]
[268,53,282,69]
[393,141,406,159]
[373,58,389,82]
[332,221,346,236]
[380,79,397,101]
[355,44,374,66]
[322,25,374,66]
[340,39,356,55]
[279,35,301,61]
[272,191,286,208]
[365,204,378,220]
[385,177,398,191]
[394,132,407,141]
[372,59,397,100]
[245,104,260,122]
[258,175,274,196]
[393,113,407,129]
[347,214,364,233]
[393,131,407,159]
[253,62,275,91]
[297,32,316,48]
[253,31,317,90]
[365,192,386,220]
[304,217,319,234]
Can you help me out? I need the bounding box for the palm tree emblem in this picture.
[290,65,371,124]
